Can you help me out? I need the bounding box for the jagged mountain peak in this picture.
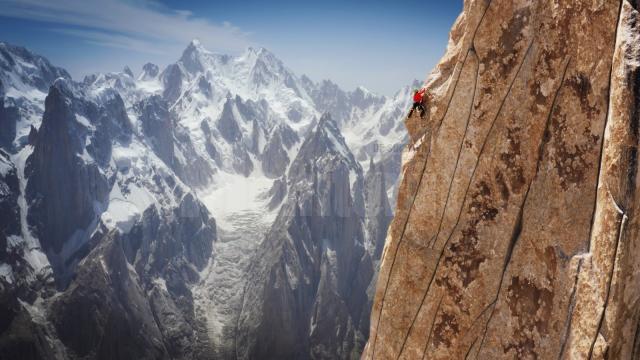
[317,112,339,130]
[145,63,159,71]
[180,40,208,74]
[0,41,71,95]
[318,78,341,89]
[354,85,373,95]
[318,114,353,153]
[82,69,139,103]
[183,38,208,55]
[0,42,64,73]
[297,113,361,172]
[177,39,233,76]
[122,66,134,78]
[175,40,293,86]
[44,82,73,119]
[140,62,159,78]
[299,74,315,89]
[51,77,79,100]
[244,46,268,55]
[243,46,279,63]
[242,46,297,90]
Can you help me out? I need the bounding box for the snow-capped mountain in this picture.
[0,43,218,359]
[0,42,71,151]
[0,40,413,359]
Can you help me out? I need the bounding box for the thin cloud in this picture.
[50,28,169,55]
[0,0,252,54]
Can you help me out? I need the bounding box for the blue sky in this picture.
[0,0,461,95]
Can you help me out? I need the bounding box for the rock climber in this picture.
[408,88,428,118]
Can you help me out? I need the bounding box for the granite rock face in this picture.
[0,97,19,151]
[121,192,217,359]
[137,95,176,167]
[136,95,213,187]
[261,129,290,178]
[140,62,159,81]
[26,83,110,277]
[50,231,168,360]
[235,115,376,359]
[364,158,393,260]
[364,0,640,359]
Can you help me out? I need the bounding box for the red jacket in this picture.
[413,89,425,103]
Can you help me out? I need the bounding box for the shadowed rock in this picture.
[25,84,109,275]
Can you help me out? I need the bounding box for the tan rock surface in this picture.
[364,0,640,358]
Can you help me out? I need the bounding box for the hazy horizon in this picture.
[0,0,461,95]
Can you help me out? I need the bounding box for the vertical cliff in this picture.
[364,0,640,359]
[236,114,374,360]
